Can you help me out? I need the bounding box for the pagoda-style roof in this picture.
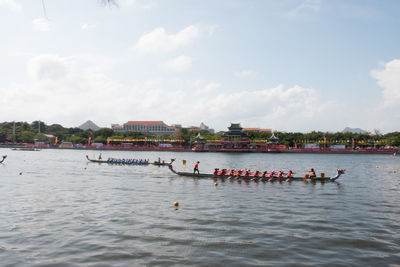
[222,123,249,139]
[193,133,205,143]
[268,131,279,144]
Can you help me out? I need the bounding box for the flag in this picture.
[107,137,110,145]
[88,136,91,145]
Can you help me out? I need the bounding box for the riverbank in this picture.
[1,144,398,154]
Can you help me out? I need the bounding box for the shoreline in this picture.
[1,145,397,155]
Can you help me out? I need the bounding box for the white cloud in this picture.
[197,82,221,94]
[32,18,50,32]
[27,54,70,82]
[235,70,258,78]
[118,0,157,8]
[0,54,328,130]
[119,0,136,6]
[134,25,200,54]
[161,55,192,72]
[0,0,21,11]
[81,23,96,31]
[0,53,372,132]
[371,59,400,108]
[287,0,321,17]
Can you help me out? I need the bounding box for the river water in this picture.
[0,148,399,266]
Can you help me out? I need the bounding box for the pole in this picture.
[13,121,16,143]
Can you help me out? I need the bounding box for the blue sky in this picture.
[1,0,400,132]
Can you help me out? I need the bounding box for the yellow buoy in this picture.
[376,166,379,168]
[214,182,218,186]
[173,201,179,207]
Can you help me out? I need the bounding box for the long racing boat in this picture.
[86,155,150,165]
[168,164,345,181]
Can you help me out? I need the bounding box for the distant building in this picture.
[112,121,177,135]
[199,122,215,134]
[186,122,215,133]
[243,128,271,132]
[221,123,249,141]
[79,120,100,131]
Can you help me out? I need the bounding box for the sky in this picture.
[0,0,400,132]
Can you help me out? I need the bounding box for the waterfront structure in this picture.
[112,121,177,135]
[192,123,285,152]
[243,128,271,132]
[221,123,249,141]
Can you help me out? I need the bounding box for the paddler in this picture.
[213,168,219,176]
[219,169,228,176]
[244,170,252,179]
[228,169,236,177]
[278,171,287,179]
[253,170,260,178]
[236,169,244,177]
[261,171,268,179]
[308,168,316,178]
[287,170,295,178]
[269,170,276,179]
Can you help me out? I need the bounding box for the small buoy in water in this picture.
[376,166,379,168]
[19,172,22,175]
[84,167,87,170]
[173,201,179,207]
[393,170,397,173]
[214,182,218,186]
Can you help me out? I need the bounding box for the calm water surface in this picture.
[0,148,399,266]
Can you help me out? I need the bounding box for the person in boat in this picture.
[261,171,268,179]
[219,169,228,176]
[277,171,287,179]
[253,170,260,178]
[308,168,316,178]
[236,169,244,177]
[269,170,276,179]
[244,170,251,179]
[228,169,236,177]
[194,161,200,174]
[98,153,102,160]
[213,168,219,176]
[287,170,295,178]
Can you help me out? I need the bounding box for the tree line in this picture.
[1,121,400,147]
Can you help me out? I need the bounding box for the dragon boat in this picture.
[86,155,150,165]
[168,164,345,182]
[0,155,7,163]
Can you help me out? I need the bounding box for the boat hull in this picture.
[169,164,345,181]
